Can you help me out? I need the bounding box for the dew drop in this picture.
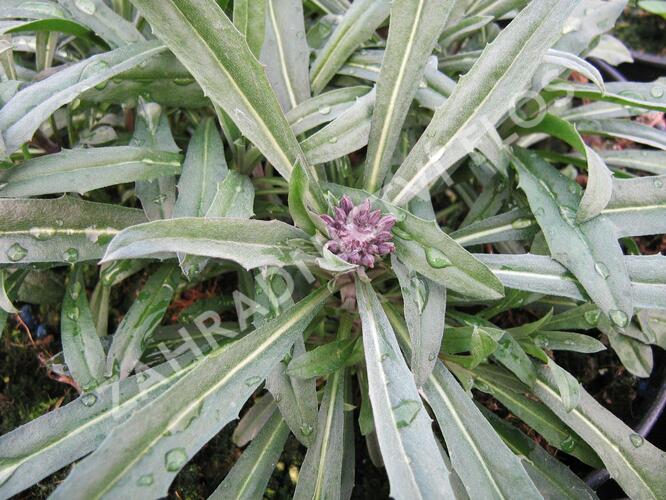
[650,85,664,99]
[511,218,534,230]
[55,219,65,227]
[152,193,167,204]
[81,393,97,407]
[74,0,96,15]
[6,243,28,262]
[70,281,82,300]
[418,80,427,89]
[328,136,338,144]
[428,351,438,361]
[584,309,601,326]
[629,433,644,448]
[173,77,194,86]
[425,247,452,269]
[318,105,331,115]
[392,400,421,428]
[137,474,154,486]
[654,178,664,189]
[244,375,262,387]
[67,306,80,321]
[80,60,110,83]
[594,262,610,279]
[299,422,314,436]
[164,448,188,472]
[560,435,576,452]
[609,310,629,328]
[533,207,545,216]
[63,248,79,263]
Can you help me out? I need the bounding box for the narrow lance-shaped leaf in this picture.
[173,117,229,277]
[256,271,319,448]
[575,118,666,151]
[102,218,312,270]
[293,365,347,500]
[130,0,312,182]
[132,99,179,221]
[261,0,310,111]
[301,87,376,165]
[106,263,180,380]
[210,409,289,500]
[0,196,146,265]
[603,175,666,237]
[57,0,144,47]
[288,163,318,235]
[384,304,541,500]
[356,278,455,500]
[512,148,633,330]
[532,362,666,500]
[232,0,265,57]
[61,265,106,392]
[383,0,579,205]
[310,0,391,94]
[0,147,182,198]
[364,0,455,192]
[392,255,446,387]
[51,285,331,499]
[517,113,613,222]
[0,41,165,155]
[480,407,598,500]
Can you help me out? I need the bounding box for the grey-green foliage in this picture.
[0,1,665,499]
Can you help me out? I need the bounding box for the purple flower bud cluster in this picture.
[321,195,397,268]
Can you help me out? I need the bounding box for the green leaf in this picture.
[0,269,18,314]
[517,113,613,222]
[385,305,541,500]
[310,0,390,94]
[0,147,181,197]
[356,279,455,499]
[392,254,446,386]
[531,330,606,353]
[475,253,666,310]
[232,0,265,57]
[533,362,666,500]
[640,0,666,18]
[261,0,310,111]
[130,0,311,182]
[383,0,579,205]
[326,183,504,300]
[597,316,653,378]
[288,163,317,235]
[542,49,605,93]
[0,358,193,499]
[450,209,538,247]
[363,0,455,192]
[545,77,666,113]
[287,338,356,379]
[512,148,633,329]
[481,407,598,500]
[286,85,371,135]
[471,364,602,468]
[293,367,347,499]
[0,196,146,264]
[102,218,311,270]
[61,265,106,392]
[576,119,666,151]
[597,149,666,176]
[51,285,330,499]
[604,175,666,237]
[106,263,180,379]
[173,117,228,218]
[57,0,144,47]
[210,409,289,500]
[0,41,165,155]
[301,87,375,165]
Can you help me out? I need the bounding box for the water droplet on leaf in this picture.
[425,247,452,269]
[299,422,314,436]
[392,400,421,428]
[245,376,262,387]
[629,433,644,448]
[6,243,27,262]
[164,448,188,472]
[594,262,610,279]
[81,393,97,407]
[137,474,154,486]
[560,434,576,452]
[609,310,629,328]
[74,0,96,15]
[63,248,79,263]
